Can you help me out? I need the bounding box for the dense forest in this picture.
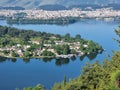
[18,27,120,90]
[0,25,57,41]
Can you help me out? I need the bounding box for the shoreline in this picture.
[6,17,119,25]
[0,50,104,59]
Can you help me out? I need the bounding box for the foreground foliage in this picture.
[15,84,44,90]
[52,51,120,90]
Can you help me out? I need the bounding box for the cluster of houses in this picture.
[0,40,88,58]
[0,8,120,21]
[0,44,30,57]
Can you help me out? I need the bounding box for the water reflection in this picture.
[42,58,53,63]
[0,52,101,65]
[80,53,98,61]
[11,58,17,63]
[0,56,7,63]
[55,58,70,66]
[23,58,30,63]
[4,19,120,27]
[70,55,76,61]
[0,56,17,63]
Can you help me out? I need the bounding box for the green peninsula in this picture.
[0,25,103,58]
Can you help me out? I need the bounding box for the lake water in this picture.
[0,20,119,90]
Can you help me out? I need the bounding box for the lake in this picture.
[0,20,119,90]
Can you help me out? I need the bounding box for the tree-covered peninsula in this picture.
[6,17,79,25]
[0,25,103,58]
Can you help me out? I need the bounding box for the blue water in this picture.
[0,20,119,90]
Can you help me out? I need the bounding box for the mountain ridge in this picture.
[0,0,120,9]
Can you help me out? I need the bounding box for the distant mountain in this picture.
[0,6,25,10]
[104,4,120,10]
[68,4,102,10]
[0,0,120,9]
[68,4,120,10]
[0,0,58,9]
[37,4,67,11]
[57,0,120,6]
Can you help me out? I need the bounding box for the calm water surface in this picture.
[0,20,119,90]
